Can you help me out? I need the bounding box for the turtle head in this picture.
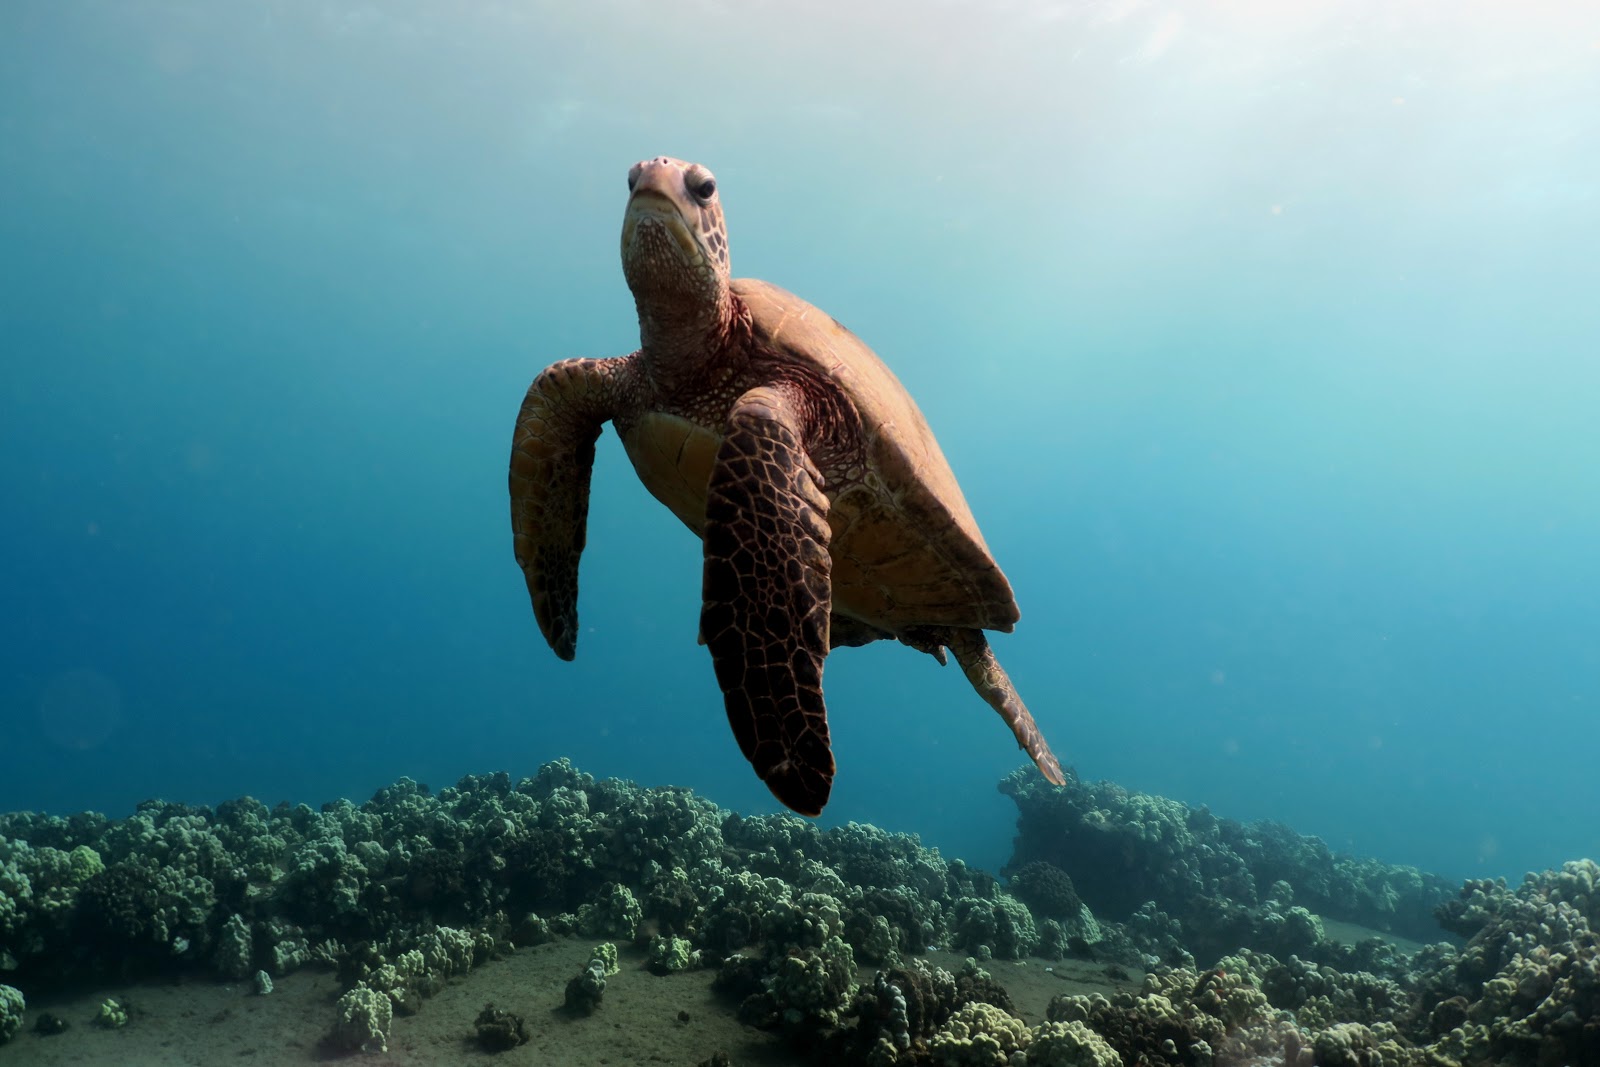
[621,157,731,329]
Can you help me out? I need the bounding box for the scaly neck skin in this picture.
[634,285,748,398]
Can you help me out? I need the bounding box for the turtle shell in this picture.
[733,277,1019,635]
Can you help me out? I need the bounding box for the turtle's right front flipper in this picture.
[701,385,836,817]
[510,356,631,660]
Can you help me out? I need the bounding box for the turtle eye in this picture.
[684,165,717,202]
[627,163,642,192]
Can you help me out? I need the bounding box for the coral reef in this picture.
[1000,766,1453,960]
[1405,860,1600,1065]
[0,758,1035,1009]
[3,757,1597,1067]
[1011,884,1600,1067]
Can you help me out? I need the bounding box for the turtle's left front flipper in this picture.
[701,385,836,817]
[510,356,631,661]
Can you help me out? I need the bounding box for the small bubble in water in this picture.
[38,669,123,751]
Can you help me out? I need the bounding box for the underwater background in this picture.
[2,0,1596,888]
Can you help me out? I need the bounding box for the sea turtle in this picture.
[510,156,1065,815]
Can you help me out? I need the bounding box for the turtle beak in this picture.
[628,157,682,201]
[623,163,701,263]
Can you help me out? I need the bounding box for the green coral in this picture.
[764,890,845,950]
[1186,957,1273,1029]
[267,922,313,976]
[578,883,643,939]
[215,912,253,979]
[643,865,700,929]
[564,956,608,1014]
[0,984,23,1044]
[1419,864,1600,1066]
[858,913,897,964]
[1045,964,1278,1067]
[1,838,97,963]
[770,933,857,1027]
[591,941,620,976]
[648,934,697,973]
[362,952,424,1014]
[347,928,495,1013]
[1255,950,1405,1029]
[1280,906,1324,953]
[1024,1020,1121,1067]
[697,869,788,952]
[331,985,392,1053]
[94,997,128,1029]
[416,925,487,979]
[930,1001,1031,1066]
[951,893,1039,959]
[1307,1021,1389,1066]
[67,845,104,884]
[1009,861,1082,920]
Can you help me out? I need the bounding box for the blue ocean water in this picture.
[1,1,1595,887]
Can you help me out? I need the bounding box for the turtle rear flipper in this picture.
[701,386,835,816]
[510,356,632,660]
[942,628,1067,786]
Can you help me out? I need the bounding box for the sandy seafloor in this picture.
[2,940,1151,1067]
